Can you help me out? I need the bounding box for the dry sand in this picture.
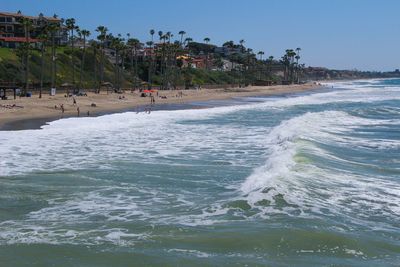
[0,83,321,130]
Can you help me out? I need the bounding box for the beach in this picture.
[0,83,319,130]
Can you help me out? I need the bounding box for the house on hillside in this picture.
[214,46,242,57]
[177,54,213,69]
[217,59,242,71]
[0,11,68,48]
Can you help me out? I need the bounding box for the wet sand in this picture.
[0,83,321,131]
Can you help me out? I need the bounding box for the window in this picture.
[0,17,5,23]
[6,17,12,23]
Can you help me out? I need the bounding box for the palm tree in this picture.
[184,37,193,47]
[203,37,211,70]
[90,41,99,90]
[66,18,77,87]
[96,25,108,91]
[78,29,90,89]
[287,49,296,83]
[127,37,140,89]
[295,47,301,83]
[37,30,48,98]
[257,51,265,61]
[47,22,59,90]
[281,49,296,83]
[239,39,245,53]
[268,55,274,74]
[22,17,33,95]
[257,51,265,80]
[110,34,125,91]
[150,29,155,43]
[146,40,154,89]
[178,30,186,46]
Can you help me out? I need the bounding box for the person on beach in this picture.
[77,107,80,117]
[87,111,90,116]
[73,97,77,105]
[60,104,65,116]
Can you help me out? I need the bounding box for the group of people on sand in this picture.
[54,96,90,118]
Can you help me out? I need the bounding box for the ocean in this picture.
[0,79,399,266]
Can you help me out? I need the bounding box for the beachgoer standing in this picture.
[77,107,80,117]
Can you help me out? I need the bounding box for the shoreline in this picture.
[0,83,322,131]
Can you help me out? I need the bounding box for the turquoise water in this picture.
[0,79,399,266]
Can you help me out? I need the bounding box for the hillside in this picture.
[0,47,249,89]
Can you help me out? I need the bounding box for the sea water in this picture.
[0,79,399,266]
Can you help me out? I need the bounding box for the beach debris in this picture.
[91,103,97,107]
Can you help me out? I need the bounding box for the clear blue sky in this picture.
[2,0,400,71]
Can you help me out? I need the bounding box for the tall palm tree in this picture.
[268,55,274,74]
[239,39,245,53]
[90,41,99,90]
[78,29,90,89]
[257,51,265,80]
[66,18,77,86]
[295,48,301,83]
[184,37,192,47]
[150,29,155,43]
[287,49,296,83]
[22,17,33,95]
[37,29,48,98]
[281,49,296,83]
[127,37,140,89]
[47,22,59,90]
[203,37,211,70]
[146,40,154,89]
[257,51,265,61]
[178,30,186,46]
[110,34,125,91]
[95,25,108,91]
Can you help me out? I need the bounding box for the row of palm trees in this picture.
[280,48,303,83]
[17,16,303,95]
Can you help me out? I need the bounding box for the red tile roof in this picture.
[0,36,40,43]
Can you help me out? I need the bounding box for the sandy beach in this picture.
[0,83,320,130]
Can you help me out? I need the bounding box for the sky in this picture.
[2,0,400,71]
